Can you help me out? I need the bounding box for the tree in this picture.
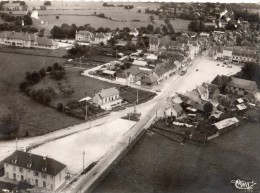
[39,68,46,78]
[19,81,29,92]
[44,1,51,6]
[146,24,154,34]
[154,27,161,34]
[31,71,41,84]
[57,103,64,112]
[204,102,213,118]
[23,15,32,25]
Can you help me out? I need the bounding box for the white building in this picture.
[92,87,120,106]
[129,28,139,37]
[0,31,58,49]
[75,30,94,42]
[2,150,67,191]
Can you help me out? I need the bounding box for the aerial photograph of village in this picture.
[0,0,260,192]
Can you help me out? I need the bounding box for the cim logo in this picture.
[231,179,256,190]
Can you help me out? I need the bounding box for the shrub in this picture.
[43,93,51,105]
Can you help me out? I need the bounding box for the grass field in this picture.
[0,52,84,138]
[31,67,115,108]
[21,2,190,31]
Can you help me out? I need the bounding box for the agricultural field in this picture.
[0,52,83,138]
[34,15,190,32]
[5,1,189,31]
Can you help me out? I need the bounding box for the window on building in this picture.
[43,181,46,188]
[5,163,8,167]
[34,172,38,177]
[19,167,23,173]
[42,173,47,179]
[28,169,30,173]
[59,172,61,181]
[21,175,24,181]
[51,184,53,190]
[35,179,38,186]
[28,178,30,184]
[6,172,9,178]
[13,166,16,171]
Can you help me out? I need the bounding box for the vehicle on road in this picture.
[180,69,187,76]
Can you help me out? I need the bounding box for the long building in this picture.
[0,31,58,49]
[2,150,67,191]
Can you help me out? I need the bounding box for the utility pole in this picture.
[136,88,139,104]
[83,151,85,171]
[85,102,88,120]
[15,138,18,150]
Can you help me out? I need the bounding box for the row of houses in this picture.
[211,45,260,63]
[0,31,58,49]
[75,30,111,45]
[149,33,208,60]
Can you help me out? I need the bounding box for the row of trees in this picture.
[0,12,32,25]
[51,23,96,39]
[20,63,65,93]
[0,23,37,33]
[235,62,260,87]
[233,8,260,23]
[188,20,215,32]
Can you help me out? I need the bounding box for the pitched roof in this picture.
[132,60,147,66]
[0,31,36,41]
[172,103,183,113]
[227,77,257,91]
[2,150,66,176]
[77,30,93,36]
[36,36,57,46]
[99,87,119,98]
[141,74,158,84]
[95,33,105,39]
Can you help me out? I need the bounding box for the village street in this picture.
[0,51,242,178]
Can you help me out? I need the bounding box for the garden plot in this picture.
[31,118,136,174]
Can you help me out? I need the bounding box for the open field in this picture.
[93,122,260,193]
[31,67,115,107]
[34,15,190,31]
[31,118,136,174]
[0,52,83,138]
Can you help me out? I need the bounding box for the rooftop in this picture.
[2,150,66,176]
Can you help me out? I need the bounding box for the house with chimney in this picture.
[2,150,67,191]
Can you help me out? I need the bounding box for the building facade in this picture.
[3,150,67,191]
[92,87,120,106]
[0,31,58,49]
[75,30,94,42]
